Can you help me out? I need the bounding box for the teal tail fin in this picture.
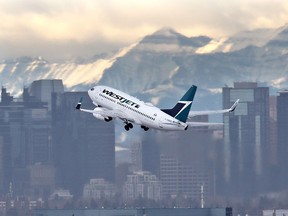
[161,85,197,122]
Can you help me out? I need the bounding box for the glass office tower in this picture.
[277,90,288,189]
[222,82,269,197]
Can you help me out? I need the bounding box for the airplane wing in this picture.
[188,99,239,119]
[76,98,136,123]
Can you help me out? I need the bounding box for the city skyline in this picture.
[0,0,288,61]
[0,78,288,216]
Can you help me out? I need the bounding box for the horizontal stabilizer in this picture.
[186,122,223,127]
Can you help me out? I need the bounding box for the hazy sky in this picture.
[1,0,288,61]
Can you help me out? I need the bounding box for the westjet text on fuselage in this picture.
[101,89,140,108]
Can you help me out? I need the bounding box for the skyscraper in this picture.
[0,136,4,193]
[222,82,269,197]
[141,132,160,177]
[141,128,216,200]
[0,87,52,196]
[52,92,115,196]
[277,90,288,188]
[29,79,64,111]
[160,154,211,200]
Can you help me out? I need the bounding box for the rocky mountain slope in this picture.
[1,25,288,111]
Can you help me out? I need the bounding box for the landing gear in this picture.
[124,123,133,131]
[104,117,113,122]
[141,125,149,131]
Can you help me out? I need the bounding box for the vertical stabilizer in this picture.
[161,85,197,122]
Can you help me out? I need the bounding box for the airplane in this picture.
[75,85,239,131]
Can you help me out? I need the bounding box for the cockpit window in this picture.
[90,88,94,91]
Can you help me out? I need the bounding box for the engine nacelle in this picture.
[93,113,105,121]
[93,108,105,121]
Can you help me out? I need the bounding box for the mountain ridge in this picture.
[1,25,288,104]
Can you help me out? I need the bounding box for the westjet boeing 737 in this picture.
[76,85,239,131]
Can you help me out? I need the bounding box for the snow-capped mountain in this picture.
[0,42,137,96]
[97,25,288,109]
[1,25,288,110]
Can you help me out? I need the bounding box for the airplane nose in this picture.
[88,89,93,98]
[88,87,97,99]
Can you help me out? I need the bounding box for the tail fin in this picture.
[161,85,197,122]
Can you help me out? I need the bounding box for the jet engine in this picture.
[93,113,105,121]
[92,108,105,120]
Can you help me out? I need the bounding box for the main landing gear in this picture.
[123,122,149,132]
[141,125,149,131]
[124,123,133,131]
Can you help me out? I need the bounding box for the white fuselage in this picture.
[88,86,187,131]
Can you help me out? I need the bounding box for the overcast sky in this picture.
[1,0,288,62]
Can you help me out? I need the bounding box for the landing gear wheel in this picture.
[128,123,133,129]
[141,125,149,131]
[124,125,130,131]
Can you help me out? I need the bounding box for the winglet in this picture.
[75,97,83,110]
[228,99,239,112]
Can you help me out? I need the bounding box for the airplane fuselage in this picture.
[76,84,239,131]
[88,86,188,131]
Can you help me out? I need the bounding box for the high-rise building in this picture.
[131,141,142,172]
[141,128,216,200]
[160,155,211,200]
[0,87,52,196]
[269,96,277,166]
[0,136,4,193]
[12,164,56,199]
[52,92,115,196]
[277,90,288,188]
[141,132,160,177]
[222,82,270,197]
[29,79,64,111]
